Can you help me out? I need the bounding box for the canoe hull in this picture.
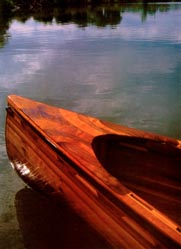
[5,95,181,248]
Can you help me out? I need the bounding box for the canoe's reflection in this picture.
[15,188,110,249]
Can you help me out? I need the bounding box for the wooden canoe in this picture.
[5,95,181,248]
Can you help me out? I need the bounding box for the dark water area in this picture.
[0,1,181,248]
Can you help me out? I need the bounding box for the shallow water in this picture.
[0,2,181,248]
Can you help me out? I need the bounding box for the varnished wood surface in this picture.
[5,95,181,248]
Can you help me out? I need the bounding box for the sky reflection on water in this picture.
[1,7,180,136]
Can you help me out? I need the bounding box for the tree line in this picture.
[0,0,180,48]
[1,0,180,10]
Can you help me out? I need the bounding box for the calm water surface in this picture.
[0,2,181,248]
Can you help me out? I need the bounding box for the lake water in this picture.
[0,2,181,248]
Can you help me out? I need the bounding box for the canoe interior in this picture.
[92,134,181,225]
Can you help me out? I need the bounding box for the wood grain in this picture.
[5,95,181,248]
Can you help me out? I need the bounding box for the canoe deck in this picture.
[5,95,181,248]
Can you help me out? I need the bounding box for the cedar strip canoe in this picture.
[5,95,181,248]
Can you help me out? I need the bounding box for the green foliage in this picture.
[1,0,180,11]
[0,0,180,48]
